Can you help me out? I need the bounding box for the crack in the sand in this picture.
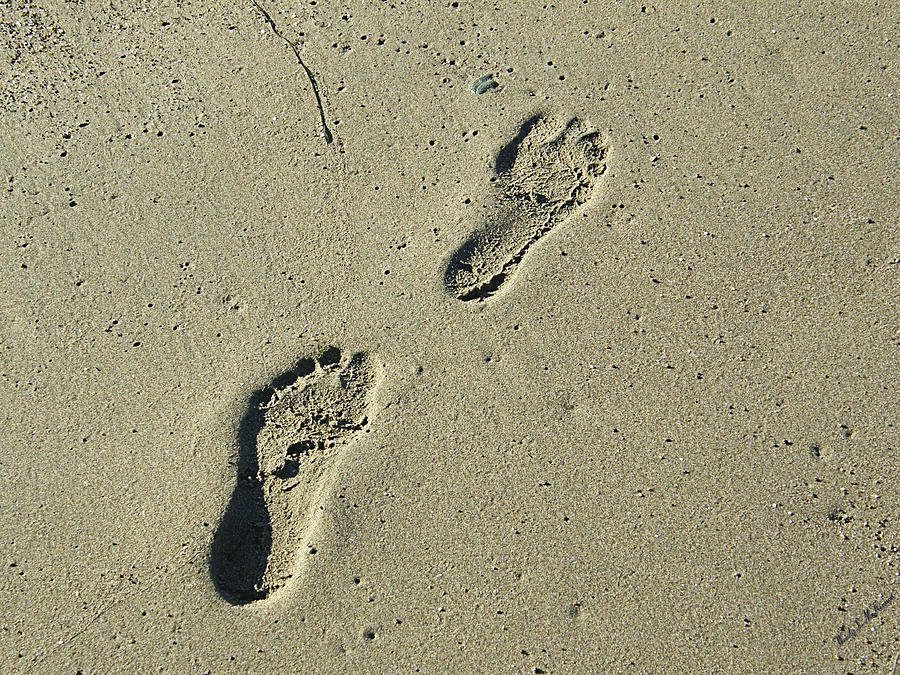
[251,0,333,145]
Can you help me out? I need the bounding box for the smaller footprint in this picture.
[210,347,381,605]
[444,115,608,302]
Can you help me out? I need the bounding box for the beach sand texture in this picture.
[1,0,898,671]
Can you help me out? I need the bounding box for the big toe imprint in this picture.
[210,347,382,605]
[444,115,608,302]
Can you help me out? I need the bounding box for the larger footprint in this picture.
[444,115,608,302]
[210,347,381,605]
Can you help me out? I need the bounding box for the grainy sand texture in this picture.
[1,0,898,672]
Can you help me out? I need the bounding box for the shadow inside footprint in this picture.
[209,357,316,606]
[494,114,542,175]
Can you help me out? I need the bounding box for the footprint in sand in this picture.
[210,347,382,605]
[444,115,608,302]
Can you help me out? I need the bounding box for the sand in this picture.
[1,0,897,671]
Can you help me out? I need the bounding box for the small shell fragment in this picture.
[470,74,499,95]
